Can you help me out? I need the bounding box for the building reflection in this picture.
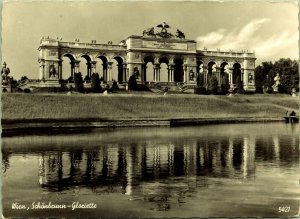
[2,132,299,211]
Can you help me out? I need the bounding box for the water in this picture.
[2,123,300,218]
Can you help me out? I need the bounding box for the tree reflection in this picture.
[2,125,300,211]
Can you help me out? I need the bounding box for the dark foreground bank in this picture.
[1,117,285,136]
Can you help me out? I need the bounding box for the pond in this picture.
[2,123,300,218]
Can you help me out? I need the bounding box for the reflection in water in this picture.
[2,123,300,217]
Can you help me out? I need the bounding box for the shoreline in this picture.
[1,117,285,136]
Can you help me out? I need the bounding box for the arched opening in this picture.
[112,56,124,83]
[220,62,230,94]
[62,54,75,81]
[174,58,184,83]
[79,55,92,81]
[220,62,229,83]
[207,61,217,82]
[233,63,242,85]
[159,57,169,82]
[96,56,108,82]
[143,56,154,83]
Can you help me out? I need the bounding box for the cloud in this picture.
[196,28,226,45]
[236,18,271,43]
[255,31,298,60]
[196,18,298,62]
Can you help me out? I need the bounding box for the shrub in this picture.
[108,80,119,93]
[221,74,230,95]
[84,75,91,82]
[128,74,137,91]
[197,74,204,86]
[236,75,244,94]
[74,72,84,93]
[194,86,206,95]
[67,76,73,83]
[24,88,31,93]
[207,74,218,95]
[91,73,102,93]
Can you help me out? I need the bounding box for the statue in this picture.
[1,62,10,83]
[156,22,173,38]
[49,64,57,78]
[189,70,195,81]
[248,74,254,84]
[157,22,170,33]
[142,27,155,37]
[176,29,185,39]
[272,73,281,92]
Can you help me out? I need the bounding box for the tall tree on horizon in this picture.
[255,58,298,93]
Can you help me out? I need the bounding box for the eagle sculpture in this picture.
[157,22,170,33]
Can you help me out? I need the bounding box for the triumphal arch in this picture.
[37,23,256,92]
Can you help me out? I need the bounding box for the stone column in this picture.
[183,64,188,83]
[107,62,113,82]
[168,64,174,82]
[74,60,80,74]
[39,61,45,80]
[90,61,97,75]
[241,68,244,82]
[39,64,43,80]
[203,66,207,86]
[141,64,145,83]
[229,68,234,85]
[86,62,92,78]
[154,64,160,82]
[153,67,157,82]
[243,59,249,86]
[158,66,161,81]
[102,63,107,82]
[70,62,75,80]
[123,63,127,82]
[58,61,63,80]
[216,67,221,85]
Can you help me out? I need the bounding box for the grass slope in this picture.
[2,93,299,120]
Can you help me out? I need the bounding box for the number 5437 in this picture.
[278,206,290,213]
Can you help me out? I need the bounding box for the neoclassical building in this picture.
[37,23,256,92]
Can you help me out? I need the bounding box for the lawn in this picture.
[1,93,299,120]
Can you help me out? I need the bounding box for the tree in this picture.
[128,74,137,91]
[109,80,119,92]
[197,73,204,87]
[221,73,230,95]
[255,61,273,93]
[91,73,102,93]
[10,78,18,88]
[74,72,84,93]
[207,74,218,94]
[269,58,298,93]
[255,59,299,94]
[236,75,244,94]
[84,75,91,82]
[20,76,28,82]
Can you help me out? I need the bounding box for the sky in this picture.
[1,0,299,79]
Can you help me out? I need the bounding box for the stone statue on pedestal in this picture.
[272,73,281,92]
[49,64,57,78]
[1,62,10,84]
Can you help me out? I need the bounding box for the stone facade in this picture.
[38,28,256,92]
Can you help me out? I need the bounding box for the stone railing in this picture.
[197,50,255,58]
[59,42,126,50]
[40,39,126,50]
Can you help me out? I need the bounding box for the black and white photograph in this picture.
[1,0,299,218]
